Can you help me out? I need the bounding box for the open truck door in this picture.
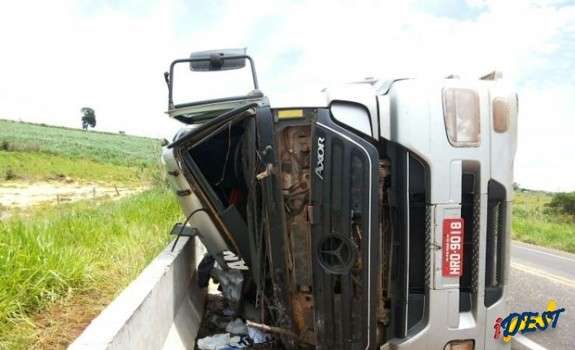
[162,49,266,280]
[168,103,260,269]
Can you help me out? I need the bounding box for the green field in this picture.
[0,150,151,184]
[0,119,161,167]
[0,188,179,349]
[512,191,575,253]
[0,119,162,184]
[0,120,178,349]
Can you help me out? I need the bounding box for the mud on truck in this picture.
[161,49,518,350]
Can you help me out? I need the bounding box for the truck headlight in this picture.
[492,94,518,133]
[493,97,509,133]
[442,88,480,147]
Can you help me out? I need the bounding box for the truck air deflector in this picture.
[311,109,380,349]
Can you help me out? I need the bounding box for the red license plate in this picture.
[442,218,464,277]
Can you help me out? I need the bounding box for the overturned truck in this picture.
[161,49,518,350]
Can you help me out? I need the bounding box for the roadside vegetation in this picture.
[0,188,180,349]
[0,119,162,185]
[0,151,150,184]
[0,119,160,167]
[513,190,575,253]
[0,119,177,349]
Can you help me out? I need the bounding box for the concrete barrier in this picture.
[69,237,207,350]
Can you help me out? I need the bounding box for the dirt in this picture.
[32,288,114,349]
[0,181,145,218]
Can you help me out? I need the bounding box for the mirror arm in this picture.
[248,56,259,90]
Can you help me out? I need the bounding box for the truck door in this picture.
[310,107,380,350]
[169,103,259,269]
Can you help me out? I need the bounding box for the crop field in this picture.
[0,120,179,349]
[0,119,161,167]
[0,150,150,184]
[512,191,575,253]
[0,119,162,185]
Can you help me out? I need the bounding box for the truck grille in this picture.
[460,172,478,312]
[310,113,380,349]
[485,180,507,307]
[471,193,481,296]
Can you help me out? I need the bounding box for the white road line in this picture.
[511,262,575,289]
[512,334,547,350]
[513,244,575,264]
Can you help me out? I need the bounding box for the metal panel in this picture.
[310,109,380,350]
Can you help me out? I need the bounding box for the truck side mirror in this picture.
[190,48,247,72]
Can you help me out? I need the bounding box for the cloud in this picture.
[0,0,185,137]
[515,83,575,191]
[0,0,573,190]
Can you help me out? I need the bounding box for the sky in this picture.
[0,0,573,191]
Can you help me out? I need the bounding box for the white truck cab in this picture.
[161,49,518,350]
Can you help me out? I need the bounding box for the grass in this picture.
[0,119,161,167]
[0,150,153,184]
[0,187,181,349]
[0,119,174,348]
[512,191,575,253]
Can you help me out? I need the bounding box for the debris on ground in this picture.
[197,332,248,350]
[247,327,273,344]
[210,263,244,315]
[226,318,248,335]
[196,294,280,350]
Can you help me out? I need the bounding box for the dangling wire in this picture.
[214,122,233,186]
[171,207,208,252]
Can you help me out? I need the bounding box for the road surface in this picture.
[509,240,575,349]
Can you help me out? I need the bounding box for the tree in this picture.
[81,107,96,130]
[547,192,575,216]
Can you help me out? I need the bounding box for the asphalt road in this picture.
[509,241,575,349]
